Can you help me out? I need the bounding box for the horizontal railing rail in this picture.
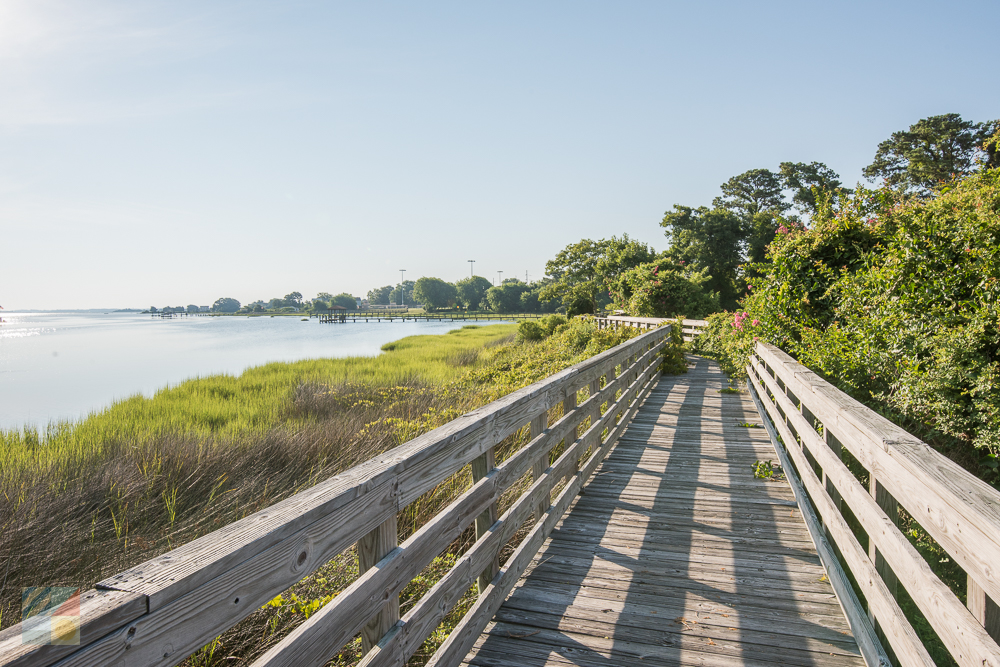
[0,325,670,667]
[747,342,1000,667]
[594,316,708,342]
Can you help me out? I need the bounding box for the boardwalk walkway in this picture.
[462,356,864,667]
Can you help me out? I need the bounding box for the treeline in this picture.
[365,276,561,313]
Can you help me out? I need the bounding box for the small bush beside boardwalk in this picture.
[0,318,671,665]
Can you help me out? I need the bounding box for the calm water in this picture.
[0,311,497,430]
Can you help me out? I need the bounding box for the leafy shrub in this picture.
[516,320,544,341]
[540,314,568,336]
[696,170,1000,485]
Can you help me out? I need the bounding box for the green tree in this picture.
[778,161,849,216]
[518,282,559,313]
[284,292,303,306]
[660,205,743,310]
[713,168,789,219]
[389,280,416,306]
[540,238,614,314]
[412,277,457,311]
[211,297,241,313]
[330,293,356,309]
[455,276,492,310]
[367,285,392,305]
[863,113,1000,194]
[486,280,530,313]
[314,292,333,303]
[595,234,657,287]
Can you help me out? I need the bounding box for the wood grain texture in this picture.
[471,447,500,595]
[359,517,400,653]
[457,357,864,667]
[0,589,146,667]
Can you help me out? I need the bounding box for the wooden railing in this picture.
[594,316,708,342]
[1,326,671,667]
[747,342,1000,667]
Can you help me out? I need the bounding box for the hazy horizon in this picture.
[3,0,998,310]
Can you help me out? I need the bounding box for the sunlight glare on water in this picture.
[0,311,494,430]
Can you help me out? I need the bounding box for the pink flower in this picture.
[752,319,759,326]
[679,260,685,265]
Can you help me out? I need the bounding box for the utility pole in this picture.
[399,269,406,307]
[468,260,475,277]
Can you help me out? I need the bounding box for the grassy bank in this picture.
[0,318,650,663]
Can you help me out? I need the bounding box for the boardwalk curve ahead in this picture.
[463,357,864,667]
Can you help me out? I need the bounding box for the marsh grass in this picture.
[0,319,651,665]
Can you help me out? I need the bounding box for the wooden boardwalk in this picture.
[462,356,865,667]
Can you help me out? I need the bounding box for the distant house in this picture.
[199,306,210,312]
[355,297,363,309]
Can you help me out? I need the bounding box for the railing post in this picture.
[530,412,549,522]
[357,516,400,653]
[470,446,500,595]
[968,576,1000,642]
[869,474,899,647]
[823,430,844,523]
[564,390,579,481]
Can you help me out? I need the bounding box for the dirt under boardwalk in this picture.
[462,356,864,667]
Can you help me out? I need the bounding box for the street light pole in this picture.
[468,260,475,277]
[399,269,406,307]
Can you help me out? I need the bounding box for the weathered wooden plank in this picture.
[470,447,499,595]
[0,590,146,667]
[358,517,400,653]
[969,577,1000,643]
[529,412,549,522]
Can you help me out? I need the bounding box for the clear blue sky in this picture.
[2,0,998,309]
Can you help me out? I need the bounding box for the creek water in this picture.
[0,311,499,430]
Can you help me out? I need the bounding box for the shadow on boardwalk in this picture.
[463,356,864,667]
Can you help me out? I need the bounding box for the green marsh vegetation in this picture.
[0,318,650,665]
